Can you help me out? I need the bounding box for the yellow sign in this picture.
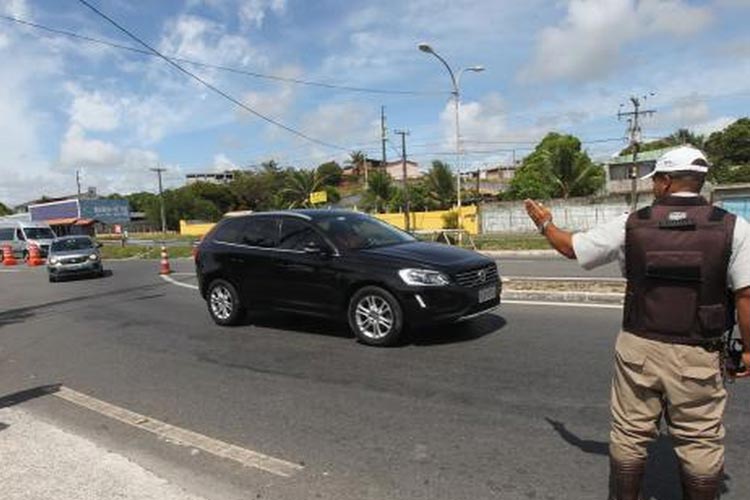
[309,191,327,204]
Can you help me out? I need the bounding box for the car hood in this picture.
[28,239,55,246]
[51,249,96,258]
[359,241,490,269]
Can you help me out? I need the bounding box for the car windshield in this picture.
[313,214,415,251]
[24,227,56,240]
[51,238,94,252]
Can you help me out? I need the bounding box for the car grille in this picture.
[62,256,88,264]
[454,264,498,288]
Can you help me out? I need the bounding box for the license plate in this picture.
[478,285,497,303]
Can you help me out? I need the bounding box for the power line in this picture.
[74,0,351,151]
[0,14,444,97]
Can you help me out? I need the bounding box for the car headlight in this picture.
[49,257,58,265]
[398,268,450,286]
[89,254,99,261]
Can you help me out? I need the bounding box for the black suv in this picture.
[195,210,501,346]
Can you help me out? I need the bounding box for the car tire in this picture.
[348,286,404,347]
[48,274,57,283]
[206,279,245,326]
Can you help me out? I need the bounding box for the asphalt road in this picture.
[0,260,747,500]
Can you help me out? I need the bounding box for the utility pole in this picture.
[76,169,82,197]
[618,94,656,212]
[381,106,388,167]
[150,166,167,234]
[395,130,411,231]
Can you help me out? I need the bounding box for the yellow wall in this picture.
[374,205,479,235]
[181,205,480,237]
[179,220,215,237]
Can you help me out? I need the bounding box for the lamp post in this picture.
[418,43,484,230]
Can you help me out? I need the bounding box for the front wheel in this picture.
[348,286,404,346]
[206,279,245,326]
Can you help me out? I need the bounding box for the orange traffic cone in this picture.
[159,245,171,275]
[2,244,18,266]
[27,244,44,267]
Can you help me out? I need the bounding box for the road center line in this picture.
[160,274,199,290]
[53,386,303,477]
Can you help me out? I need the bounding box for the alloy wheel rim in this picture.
[355,295,394,339]
[210,285,233,321]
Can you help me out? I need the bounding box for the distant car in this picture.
[47,236,104,282]
[194,210,501,346]
[0,219,57,261]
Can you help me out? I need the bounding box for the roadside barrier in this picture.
[159,245,172,275]
[2,245,18,266]
[27,244,44,267]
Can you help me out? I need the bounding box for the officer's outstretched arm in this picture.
[524,199,576,259]
[734,287,750,378]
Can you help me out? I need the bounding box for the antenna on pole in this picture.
[618,93,656,212]
[394,129,411,232]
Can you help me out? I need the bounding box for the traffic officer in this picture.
[524,145,750,500]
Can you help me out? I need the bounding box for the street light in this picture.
[418,43,484,230]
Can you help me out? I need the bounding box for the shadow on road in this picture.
[237,311,506,346]
[0,384,61,409]
[545,418,731,499]
[0,422,9,432]
[410,314,506,346]
[0,281,164,330]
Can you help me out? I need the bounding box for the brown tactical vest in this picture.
[623,196,736,345]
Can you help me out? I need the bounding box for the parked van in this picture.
[0,219,57,261]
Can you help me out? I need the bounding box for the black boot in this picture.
[609,459,645,500]
[680,468,722,500]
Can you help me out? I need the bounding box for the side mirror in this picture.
[304,242,323,254]
[97,242,103,248]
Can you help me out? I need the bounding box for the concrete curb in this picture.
[480,250,562,259]
[502,290,624,305]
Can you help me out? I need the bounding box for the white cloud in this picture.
[59,125,123,168]
[158,14,261,68]
[239,0,286,29]
[691,116,737,136]
[0,0,30,18]
[522,0,713,82]
[210,153,238,172]
[67,85,121,132]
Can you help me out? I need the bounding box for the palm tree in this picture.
[348,150,368,184]
[365,170,395,213]
[426,160,455,209]
[281,169,330,208]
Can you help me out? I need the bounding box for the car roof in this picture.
[55,235,93,241]
[227,209,364,222]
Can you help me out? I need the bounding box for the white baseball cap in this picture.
[641,145,710,179]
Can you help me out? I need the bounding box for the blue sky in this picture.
[1,0,749,204]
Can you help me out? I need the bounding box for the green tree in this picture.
[317,161,343,186]
[229,171,273,211]
[124,192,159,213]
[619,128,705,156]
[425,160,456,209]
[362,170,395,213]
[705,118,750,183]
[187,181,236,214]
[281,169,330,208]
[146,187,222,230]
[506,132,604,200]
[0,201,11,216]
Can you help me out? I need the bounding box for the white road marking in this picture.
[160,274,199,290]
[54,386,304,477]
[503,299,622,310]
[169,272,195,276]
[0,269,21,272]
